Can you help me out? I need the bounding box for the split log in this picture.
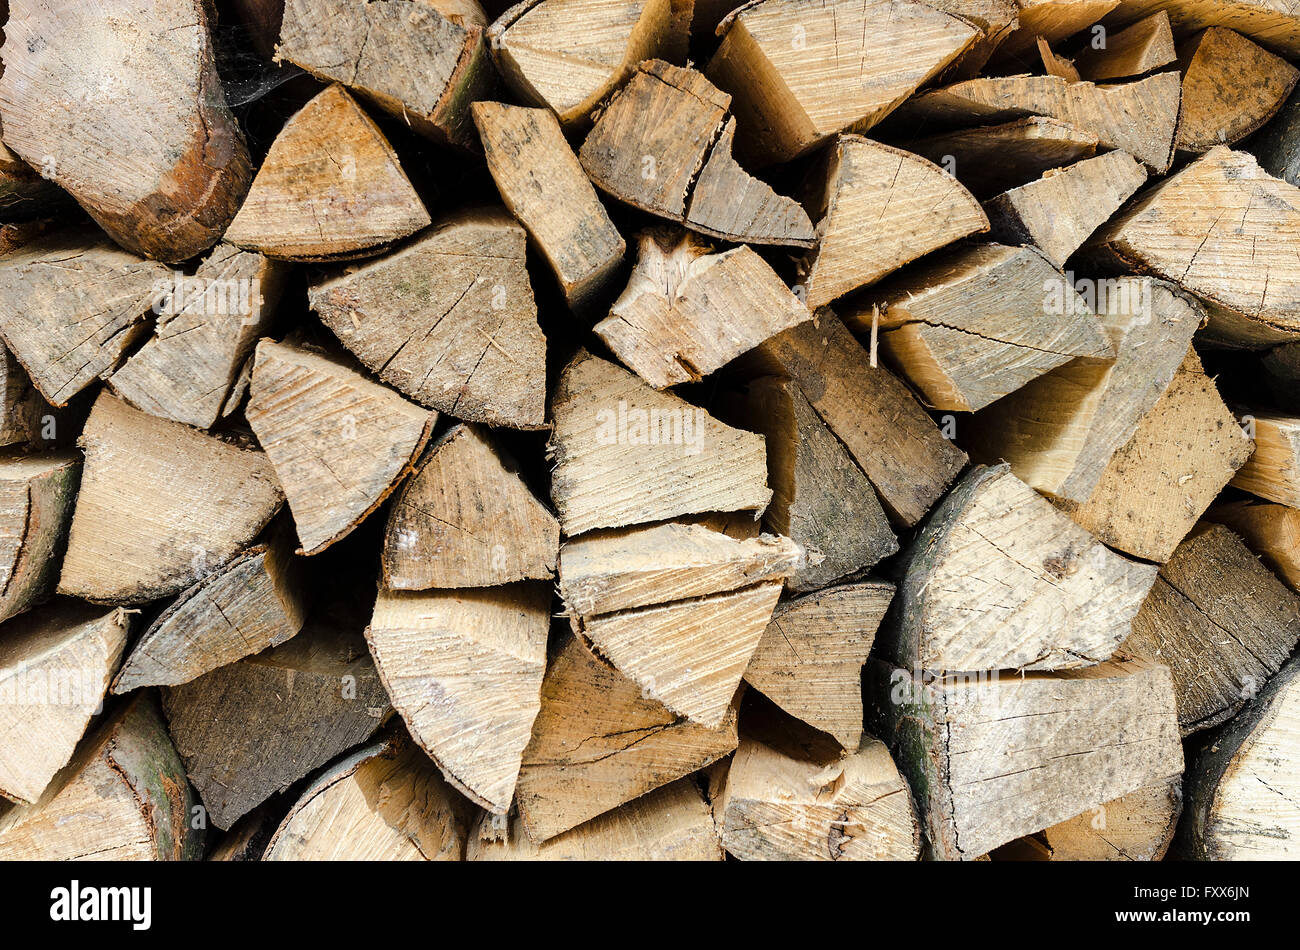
[0,451,79,624]
[470,778,723,860]
[472,101,625,310]
[1052,350,1254,561]
[367,583,551,814]
[738,376,897,590]
[1121,522,1300,734]
[487,0,679,127]
[547,350,771,535]
[1109,0,1300,59]
[58,392,283,605]
[843,243,1113,412]
[1175,27,1299,154]
[907,116,1100,200]
[868,655,1183,860]
[924,0,1020,81]
[0,602,130,805]
[883,464,1157,673]
[0,347,54,449]
[1071,10,1175,79]
[895,72,1182,172]
[0,229,168,407]
[993,0,1121,63]
[748,314,967,527]
[704,0,980,164]
[308,207,546,430]
[276,0,495,149]
[1034,779,1182,861]
[983,150,1148,268]
[1230,410,1300,507]
[743,581,894,750]
[224,85,431,262]
[1252,84,1300,185]
[1037,36,1083,81]
[0,0,251,261]
[264,737,470,861]
[577,61,815,247]
[111,525,307,692]
[246,339,435,555]
[716,736,920,861]
[1086,147,1300,348]
[0,695,201,860]
[110,245,285,430]
[1209,499,1300,592]
[163,617,392,830]
[383,424,558,589]
[594,229,811,389]
[514,633,739,842]
[797,136,988,308]
[964,277,1203,503]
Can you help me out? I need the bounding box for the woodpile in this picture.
[4,0,1300,865]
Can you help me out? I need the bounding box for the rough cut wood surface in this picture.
[1230,410,1300,506]
[993,0,1120,62]
[1210,499,1300,592]
[1072,10,1176,80]
[1035,778,1182,861]
[0,452,79,625]
[0,347,53,450]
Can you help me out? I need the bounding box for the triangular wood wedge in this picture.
[1209,499,1300,592]
[548,350,771,535]
[0,0,251,261]
[383,423,559,589]
[514,633,739,842]
[110,245,285,430]
[0,452,79,625]
[1073,10,1176,80]
[224,85,431,261]
[798,136,988,308]
[0,346,54,449]
[58,392,283,605]
[885,464,1158,673]
[844,244,1114,412]
[0,229,168,406]
[1230,410,1300,507]
[309,207,546,429]
[1176,27,1299,153]
[595,229,811,388]
[1026,778,1182,861]
[705,0,979,164]
[368,583,551,815]
[992,0,1120,62]
[743,581,895,750]
[926,0,1019,81]
[246,340,435,555]
[1112,0,1300,57]
[0,602,130,805]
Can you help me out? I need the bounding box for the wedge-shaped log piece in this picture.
[1087,147,1300,347]
[111,528,306,693]
[0,602,129,805]
[896,72,1182,172]
[0,0,251,262]
[515,633,739,842]
[264,737,470,861]
[1054,350,1254,561]
[798,136,988,308]
[907,116,1099,200]
[704,0,979,164]
[247,340,435,555]
[59,393,283,605]
[1176,27,1299,154]
[717,735,920,861]
[740,377,897,590]
[0,230,167,406]
[473,101,624,309]
[488,0,679,127]
[744,582,894,750]
[578,61,815,247]
[1122,523,1300,734]
[1111,0,1300,57]
[367,583,551,814]
[225,85,430,262]
[0,452,79,624]
[110,246,284,430]
[384,424,558,590]
[926,0,1019,81]
[0,347,54,449]
[1210,499,1300,592]
[749,314,967,526]
[163,619,391,830]
[1231,410,1300,507]
[885,464,1157,673]
[869,655,1183,860]
[1072,10,1175,80]
[0,695,201,860]
[965,277,1203,503]
[845,244,1113,412]
[596,229,811,389]
[1035,778,1182,861]
[277,0,494,149]
[309,208,545,429]
[993,0,1120,62]
[548,351,771,535]
[984,151,1148,269]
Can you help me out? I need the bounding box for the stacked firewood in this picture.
[1,0,1300,862]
